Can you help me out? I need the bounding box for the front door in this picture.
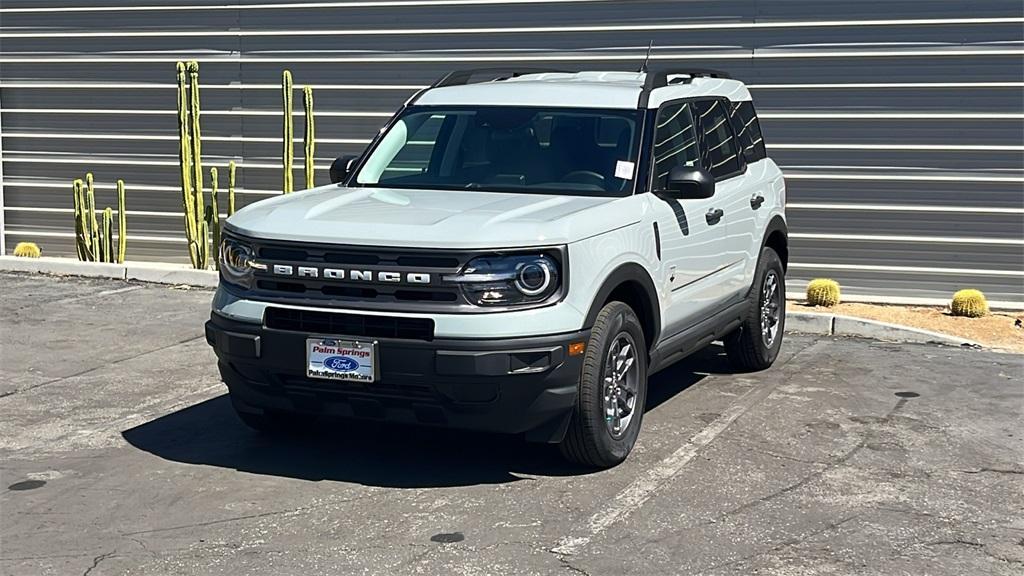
[647,100,733,336]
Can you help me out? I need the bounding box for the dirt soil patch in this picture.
[788,301,1024,353]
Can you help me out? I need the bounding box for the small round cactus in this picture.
[950,289,989,318]
[806,278,841,307]
[13,242,41,258]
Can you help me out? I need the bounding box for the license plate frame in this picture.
[305,337,379,383]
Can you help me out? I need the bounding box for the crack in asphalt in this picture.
[0,334,205,400]
[960,467,1024,475]
[558,557,593,576]
[81,550,116,576]
[121,492,379,537]
[926,538,984,547]
[694,513,863,575]
[699,394,913,526]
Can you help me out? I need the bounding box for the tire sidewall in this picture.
[754,248,786,364]
[583,303,648,462]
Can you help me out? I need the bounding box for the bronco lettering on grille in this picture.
[264,264,431,284]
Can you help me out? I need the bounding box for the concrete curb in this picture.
[788,311,982,348]
[0,256,986,348]
[0,256,218,288]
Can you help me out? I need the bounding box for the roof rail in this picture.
[638,67,732,107]
[431,67,569,88]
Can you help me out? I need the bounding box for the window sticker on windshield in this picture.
[615,160,635,180]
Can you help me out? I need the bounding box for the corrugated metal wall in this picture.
[1,0,1022,302]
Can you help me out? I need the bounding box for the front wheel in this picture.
[724,247,786,371]
[559,301,648,468]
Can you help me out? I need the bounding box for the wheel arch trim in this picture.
[583,263,662,351]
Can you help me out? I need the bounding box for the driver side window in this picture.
[652,102,700,191]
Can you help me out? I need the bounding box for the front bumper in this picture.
[205,312,588,442]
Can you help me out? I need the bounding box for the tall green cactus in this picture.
[85,173,100,260]
[282,70,294,193]
[72,179,89,261]
[71,175,125,263]
[228,160,237,215]
[303,85,315,189]
[116,179,127,263]
[101,207,114,263]
[176,60,209,269]
[208,167,221,270]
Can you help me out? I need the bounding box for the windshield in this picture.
[354,106,642,197]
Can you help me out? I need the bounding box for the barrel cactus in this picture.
[950,289,989,318]
[13,242,41,258]
[806,278,841,307]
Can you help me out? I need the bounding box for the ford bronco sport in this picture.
[206,68,788,468]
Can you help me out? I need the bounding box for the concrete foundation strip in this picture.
[0,256,985,348]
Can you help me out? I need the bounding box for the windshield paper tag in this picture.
[615,160,635,180]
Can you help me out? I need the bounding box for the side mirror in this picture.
[329,155,359,184]
[659,166,715,199]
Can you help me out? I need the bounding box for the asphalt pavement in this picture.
[1,272,1021,576]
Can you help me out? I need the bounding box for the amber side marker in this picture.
[568,342,586,356]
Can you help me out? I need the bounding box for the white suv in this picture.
[207,68,788,468]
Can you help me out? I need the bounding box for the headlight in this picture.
[447,253,561,306]
[219,237,257,289]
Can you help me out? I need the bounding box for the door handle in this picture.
[750,194,765,210]
[705,208,724,225]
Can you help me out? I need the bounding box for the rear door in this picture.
[727,100,775,289]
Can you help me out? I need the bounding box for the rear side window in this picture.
[692,99,743,180]
[652,101,700,190]
[729,100,767,162]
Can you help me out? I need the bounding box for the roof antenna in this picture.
[639,40,654,73]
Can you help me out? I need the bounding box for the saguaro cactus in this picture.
[116,179,127,263]
[227,159,236,214]
[176,60,209,269]
[282,70,294,193]
[303,85,315,189]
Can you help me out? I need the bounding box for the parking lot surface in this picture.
[1,272,1022,576]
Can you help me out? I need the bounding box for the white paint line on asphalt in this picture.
[551,378,778,556]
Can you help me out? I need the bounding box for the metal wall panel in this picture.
[1,0,1022,302]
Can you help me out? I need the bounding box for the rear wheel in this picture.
[560,301,648,468]
[724,247,786,371]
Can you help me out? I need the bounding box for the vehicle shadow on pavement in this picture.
[122,345,727,488]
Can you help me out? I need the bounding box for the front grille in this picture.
[247,239,472,311]
[265,307,435,341]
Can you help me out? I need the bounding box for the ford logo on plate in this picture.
[324,356,359,371]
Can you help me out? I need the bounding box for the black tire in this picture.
[231,395,307,435]
[559,301,648,468]
[724,246,786,371]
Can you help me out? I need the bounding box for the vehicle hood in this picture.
[225,184,639,248]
